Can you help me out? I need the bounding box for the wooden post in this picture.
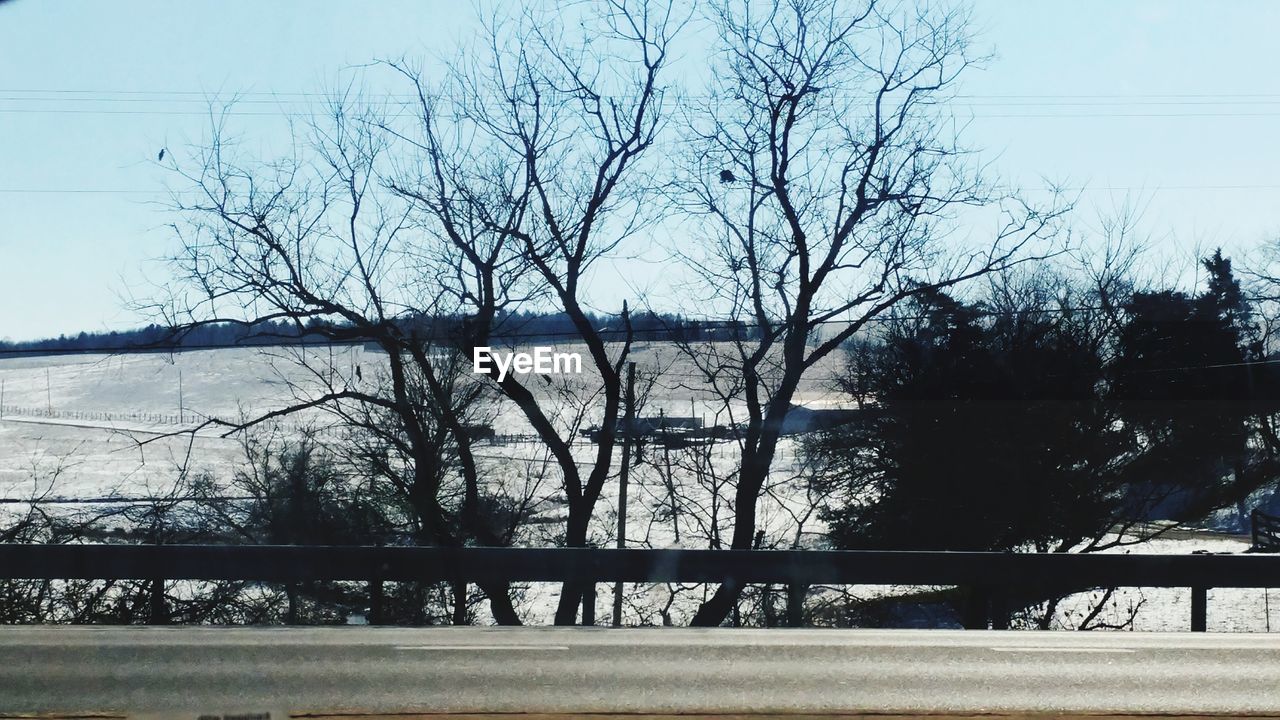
[452,580,467,625]
[990,586,1009,630]
[961,586,989,629]
[148,579,169,624]
[369,579,384,625]
[1191,585,1208,632]
[612,361,635,627]
[786,583,807,627]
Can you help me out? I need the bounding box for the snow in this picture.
[3,345,1279,631]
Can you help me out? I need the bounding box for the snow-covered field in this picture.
[1065,533,1270,633]
[0,342,834,497]
[0,347,358,497]
[2,344,1279,631]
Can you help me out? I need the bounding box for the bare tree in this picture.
[149,0,688,626]
[670,0,1067,625]
[147,89,528,622]
[380,0,685,624]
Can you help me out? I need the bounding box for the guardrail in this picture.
[1253,508,1280,552]
[3,544,1278,630]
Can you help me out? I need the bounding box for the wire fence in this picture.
[0,404,358,437]
[0,405,584,447]
[0,404,194,426]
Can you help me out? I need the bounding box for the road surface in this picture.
[5,627,1280,717]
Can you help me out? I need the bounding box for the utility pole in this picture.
[612,360,636,627]
[663,428,680,543]
[656,408,680,542]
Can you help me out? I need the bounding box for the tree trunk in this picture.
[553,507,591,625]
[690,453,773,626]
[480,581,522,625]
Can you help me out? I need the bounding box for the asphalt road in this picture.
[6,627,1280,717]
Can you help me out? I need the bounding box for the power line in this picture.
[11,105,1280,119]
[7,184,1280,196]
[14,94,1280,108]
[9,87,1280,99]
[10,87,1280,117]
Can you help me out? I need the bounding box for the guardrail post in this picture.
[451,581,467,625]
[368,579,384,625]
[990,586,1009,630]
[786,583,807,627]
[961,586,989,629]
[148,578,169,625]
[285,585,299,625]
[1191,585,1208,632]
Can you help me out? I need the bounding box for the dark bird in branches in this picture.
[157,148,166,162]
[719,169,737,184]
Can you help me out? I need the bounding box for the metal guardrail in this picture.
[3,544,1278,630]
[1253,508,1280,553]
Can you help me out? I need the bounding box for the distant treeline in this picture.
[490,310,758,343]
[0,311,755,356]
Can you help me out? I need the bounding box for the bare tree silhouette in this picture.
[667,0,1068,625]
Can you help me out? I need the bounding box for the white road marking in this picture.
[393,644,570,651]
[989,646,1135,653]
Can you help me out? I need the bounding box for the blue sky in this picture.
[2,0,1280,341]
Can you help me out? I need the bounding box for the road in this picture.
[5,627,1280,717]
